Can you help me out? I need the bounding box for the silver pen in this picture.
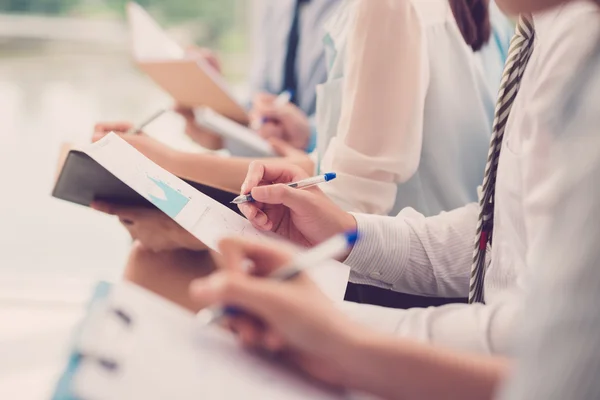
[231,172,337,205]
[126,108,169,135]
[197,230,358,326]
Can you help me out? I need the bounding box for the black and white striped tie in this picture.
[469,15,536,304]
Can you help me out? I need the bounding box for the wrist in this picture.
[339,331,409,399]
[335,328,387,393]
[340,212,357,234]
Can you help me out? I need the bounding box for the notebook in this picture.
[52,281,367,400]
[52,148,242,215]
[127,2,249,125]
[194,108,276,157]
[53,133,350,300]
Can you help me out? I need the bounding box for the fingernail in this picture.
[241,181,248,194]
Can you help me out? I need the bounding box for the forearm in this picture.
[167,152,254,193]
[342,331,510,400]
[165,152,314,194]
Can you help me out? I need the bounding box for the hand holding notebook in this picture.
[126,2,249,125]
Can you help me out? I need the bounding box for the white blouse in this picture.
[316,0,498,216]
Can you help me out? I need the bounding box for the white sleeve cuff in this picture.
[344,213,411,287]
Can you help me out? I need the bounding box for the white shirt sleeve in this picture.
[320,0,429,215]
[345,203,478,298]
[339,294,520,355]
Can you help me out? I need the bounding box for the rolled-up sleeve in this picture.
[320,0,429,215]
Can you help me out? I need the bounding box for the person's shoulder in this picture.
[354,0,414,16]
[353,0,439,25]
[534,0,600,42]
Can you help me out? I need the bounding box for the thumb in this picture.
[251,182,317,212]
[92,131,108,143]
[258,106,283,121]
[190,273,291,323]
[218,237,294,276]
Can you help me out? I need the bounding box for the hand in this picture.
[174,106,224,150]
[190,237,365,388]
[185,46,222,74]
[250,93,311,150]
[238,162,356,247]
[172,46,224,149]
[91,201,207,252]
[93,122,178,169]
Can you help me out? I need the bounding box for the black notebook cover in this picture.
[52,150,241,215]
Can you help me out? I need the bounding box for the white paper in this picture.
[70,283,361,400]
[195,108,276,156]
[83,134,350,301]
[127,2,185,60]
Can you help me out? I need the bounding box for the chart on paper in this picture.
[143,175,189,218]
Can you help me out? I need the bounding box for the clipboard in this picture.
[52,149,242,215]
[52,281,356,400]
[126,2,249,125]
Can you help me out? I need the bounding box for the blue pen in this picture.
[198,230,359,326]
[231,172,337,205]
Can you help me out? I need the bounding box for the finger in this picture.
[236,323,263,349]
[189,273,294,324]
[217,237,293,275]
[263,330,286,353]
[238,204,273,232]
[238,203,259,220]
[257,107,282,120]
[242,161,307,194]
[252,92,276,107]
[90,201,118,215]
[91,202,144,222]
[251,182,317,210]
[93,121,133,134]
[92,131,108,143]
[174,105,193,119]
[119,217,135,226]
[257,123,284,141]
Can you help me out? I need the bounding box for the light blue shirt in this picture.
[248,0,342,117]
[316,0,511,217]
[227,0,340,156]
[479,1,515,94]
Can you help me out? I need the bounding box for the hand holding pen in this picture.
[197,230,358,325]
[126,107,170,135]
[237,162,358,248]
[232,172,337,204]
[189,237,368,387]
[250,91,311,150]
[250,91,292,130]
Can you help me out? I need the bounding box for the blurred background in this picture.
[0,1,255,397]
